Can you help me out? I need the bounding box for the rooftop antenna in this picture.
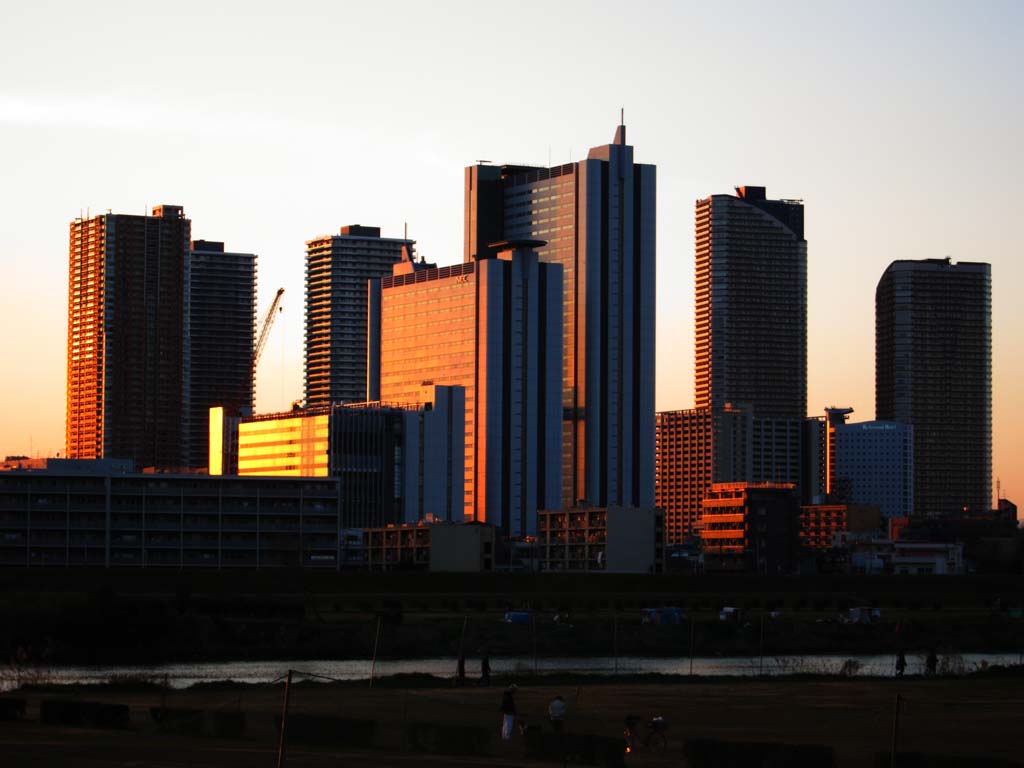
[404,221,407,240]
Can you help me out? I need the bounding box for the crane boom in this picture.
[254,287,285,370]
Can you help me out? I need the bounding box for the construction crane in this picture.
[253,287,285,373]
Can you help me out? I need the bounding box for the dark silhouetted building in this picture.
[464,123,656,511]
[699,482,800,573]
[876,258,991,517]
[537,506,665,573]
[0,466,348,568]
[695,186,806,420]
[304,225,416,408]
[187,240,256,469]
[690,187,807,504]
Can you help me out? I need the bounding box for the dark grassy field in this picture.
[3,672,1024,767]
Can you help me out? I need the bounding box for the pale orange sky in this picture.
[0,2,1020,506]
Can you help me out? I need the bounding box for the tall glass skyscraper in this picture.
[876,258,991,517]
[464,123,656,510]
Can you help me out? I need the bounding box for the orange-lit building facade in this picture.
[655,405,753,544]
[66,206,191,469]
[371,262,477,516]
[699,482,799,573]
[368,243,563,537]
[656,408,713,543]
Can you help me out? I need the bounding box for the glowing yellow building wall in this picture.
[208,406,224,476]
[237,414,330,476]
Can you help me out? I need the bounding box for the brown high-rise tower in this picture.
[66,206,191,468]
[694,186,806,418]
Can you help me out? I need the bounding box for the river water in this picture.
[3,652,1021,691]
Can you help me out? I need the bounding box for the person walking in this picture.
[926,648,938,676]
[548,694,567,733]
[480,653,491,686]
[895,650,907,678]
[500,684,518,740]
[456,653,466,686]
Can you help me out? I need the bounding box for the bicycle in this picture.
[623,715,668,754]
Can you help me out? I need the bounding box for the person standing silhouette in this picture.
[500,684,518,740]
[480,653,491,686]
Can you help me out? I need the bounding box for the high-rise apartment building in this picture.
[464,123,656,510]
[304,225,416,408]
[66,206,191,468]
[655,405,753,543]
[655,187,807,545]
[694,186,806,499]
[695,186,806,419]
[876,258,991,517]
[187,240,257,469]
[368,241,563,537]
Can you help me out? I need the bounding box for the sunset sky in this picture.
[1,1,1020,505]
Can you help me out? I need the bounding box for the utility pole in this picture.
[890,692,903,768]
[276,669,293,768]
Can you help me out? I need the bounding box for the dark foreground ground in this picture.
[3,672,1024,767]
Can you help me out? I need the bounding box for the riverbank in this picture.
[6,652,1023,691]
[3,672,1023,767]
[4,569,1023,666]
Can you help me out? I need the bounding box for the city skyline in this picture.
[0,2,1021,507]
